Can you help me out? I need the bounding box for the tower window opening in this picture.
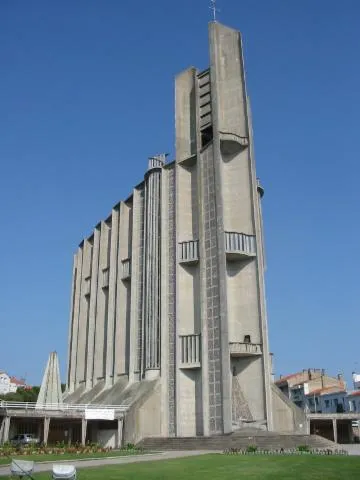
[244,335,251,344]
[201,125,213,148]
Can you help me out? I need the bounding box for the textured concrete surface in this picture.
[64,20,299,443]
[0,450,214,477]
[36,352,63,407]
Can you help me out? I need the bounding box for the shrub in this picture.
[0,441,113,457]
[297,445,310,452]
[246,445,257,453]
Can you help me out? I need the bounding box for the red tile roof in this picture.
[275,373,302,384]
[348,390,360,397]
[305,386,345,396]
[9,377,26,386]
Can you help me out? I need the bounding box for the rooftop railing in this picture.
[0,402,129,412]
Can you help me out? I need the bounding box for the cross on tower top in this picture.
[209,0,220,22]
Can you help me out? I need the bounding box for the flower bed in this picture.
[223,446,349,456]
[0,442,142,457]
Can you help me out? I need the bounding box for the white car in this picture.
[10,434,40,446]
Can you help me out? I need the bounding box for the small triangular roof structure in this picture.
[36,352,63,407]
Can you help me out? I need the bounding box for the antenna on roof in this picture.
[209,0,220,22]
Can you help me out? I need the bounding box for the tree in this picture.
[0,386,40,403]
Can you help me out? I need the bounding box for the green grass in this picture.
[0,449,141,465]
[30,453,360,480]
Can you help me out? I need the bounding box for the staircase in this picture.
[138,431,336,451]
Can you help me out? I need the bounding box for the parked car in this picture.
[10,434,40,447]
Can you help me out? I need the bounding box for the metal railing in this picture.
[179,334,201,368]
[229,342,262,356]
[0,402,130,412]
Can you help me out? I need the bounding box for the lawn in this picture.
[0,449,141,466]
[31,453,360,479]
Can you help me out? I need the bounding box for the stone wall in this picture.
[272,384,307,433]
[123,381,161,444]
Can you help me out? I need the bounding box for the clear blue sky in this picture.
[1,0,359,386]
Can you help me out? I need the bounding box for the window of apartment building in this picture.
[325,400,330,408]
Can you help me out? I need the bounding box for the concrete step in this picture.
[138,434,336,451]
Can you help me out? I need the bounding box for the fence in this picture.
[0,402,129,413]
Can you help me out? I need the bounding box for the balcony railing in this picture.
[121,258,131,281]
[148,154,167,171]
[225,232,256,261]
[178,240,199,265]
[219,132,249,155]
[179,334,201,369]
[229,342,262,357]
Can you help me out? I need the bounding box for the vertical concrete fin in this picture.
[37,352,63,406]
[143,155,164,377]
[175,68,198,162]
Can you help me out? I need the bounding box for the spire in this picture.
[36,352,63,407]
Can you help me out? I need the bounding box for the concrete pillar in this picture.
[37,422,42,443]
[0,418,4,444]
[43,417,50,446]
[68,425,73,446]
[160,168,174,437]
[69,249,83,391]
[143,155,164,378]
[175,68,198,161]
[248,101,273,430]
[94,221,111,381]
[129,188,145,382]
[332,418,338,444]
[81,419,87,446]
[86,227,100,390]
[348,421,354,443]
[2,416,11,443]
[66,255,77,390]
[117,417,123,449]
[306,418,310,435]
[76,239,93,386]
[114,202,131,378]
[105,207,120,387]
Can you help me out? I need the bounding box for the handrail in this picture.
[0,401,129,412]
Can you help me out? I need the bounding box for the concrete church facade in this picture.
[65,22,303,442]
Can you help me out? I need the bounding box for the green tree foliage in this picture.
[0,386,40,403]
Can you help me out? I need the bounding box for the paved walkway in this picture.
[0,450,214,476]
[339,444,360,456]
